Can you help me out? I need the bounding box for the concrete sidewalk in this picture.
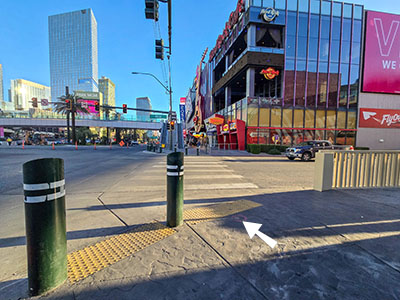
[38,189,400,299]
[2,155,400,299]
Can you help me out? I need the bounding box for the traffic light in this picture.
[170,121,175,130]
[155,39,164,60]
[65,99,72,110]
[166,121,171,130]
[123,104,127,113]
[145,0,159,21]
[94,101,100,112]
[32,97,38,108]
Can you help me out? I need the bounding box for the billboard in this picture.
[359,108,400,128]
[179,97,186,122]
[77,99,99,115]
[74,91,100,115]
[363,11,400,94]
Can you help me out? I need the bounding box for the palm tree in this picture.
[101,106,114,141]
[53,93,89,144]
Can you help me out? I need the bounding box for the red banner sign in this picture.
[359,108,400,128]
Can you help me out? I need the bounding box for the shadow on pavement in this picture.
[43,240,400,300]
[221,158,314,163]
[68,197,235,211]
[0,223,151,248]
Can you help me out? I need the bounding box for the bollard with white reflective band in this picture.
[23,158,67,296]
[166,152,184,227]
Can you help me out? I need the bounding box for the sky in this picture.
[0,0,399,114]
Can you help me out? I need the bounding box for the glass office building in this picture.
[196,0,363,146]
[49,9,98,102]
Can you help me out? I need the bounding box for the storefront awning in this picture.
[209,114,224,125]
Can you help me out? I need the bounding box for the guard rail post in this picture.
[166,152,184,227]
[23,158,67,296]
[314,152,334,192]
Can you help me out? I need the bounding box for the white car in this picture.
[130,141,139,146]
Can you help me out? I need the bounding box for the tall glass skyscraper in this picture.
[49,8,98,101]
[0,64,4,102]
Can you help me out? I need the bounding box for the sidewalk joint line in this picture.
[97,192,129,227]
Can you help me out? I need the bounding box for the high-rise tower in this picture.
[49,9,98,101]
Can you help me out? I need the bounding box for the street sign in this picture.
[41,99,49,106]
[169,111,177,121]
[150,114,167,119]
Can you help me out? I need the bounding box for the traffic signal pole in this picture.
[167,0,173,151]
[143,0,174,150]
[65,87,71,144]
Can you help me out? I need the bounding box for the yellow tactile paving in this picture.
[67,222,176,283]
[184,199,262,225]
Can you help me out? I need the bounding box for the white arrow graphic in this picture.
[362,111,377,120]
[243,221,277,249]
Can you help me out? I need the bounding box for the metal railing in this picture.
[314,151,400,191]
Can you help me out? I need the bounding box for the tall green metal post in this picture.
[166,152,184,227]
[23,158,67,296]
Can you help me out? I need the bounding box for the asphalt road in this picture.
[0,144,148,195]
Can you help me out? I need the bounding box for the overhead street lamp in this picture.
[131,71,173,150]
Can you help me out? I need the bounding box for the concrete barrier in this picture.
[314,150,400,191]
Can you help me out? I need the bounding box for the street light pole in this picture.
[131,71,173,150]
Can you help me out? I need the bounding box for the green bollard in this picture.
[23,158,67,296]
[166,152,184,227]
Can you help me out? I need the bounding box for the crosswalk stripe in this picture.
[157,160,222,166]
[125,182,258,192]
[143,169,234,174]
[185,183,258,190]
[152,165,228,168]
[138,174,243,180]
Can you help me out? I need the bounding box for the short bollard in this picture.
[153,145,156,152]
[185,146,188,156]
[159,146,162,153]
[166,152,184,227]
[23,158,67,296]
[197,147,200,156]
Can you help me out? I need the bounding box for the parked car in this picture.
[130,141,139,146]
[285,140,354,161]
